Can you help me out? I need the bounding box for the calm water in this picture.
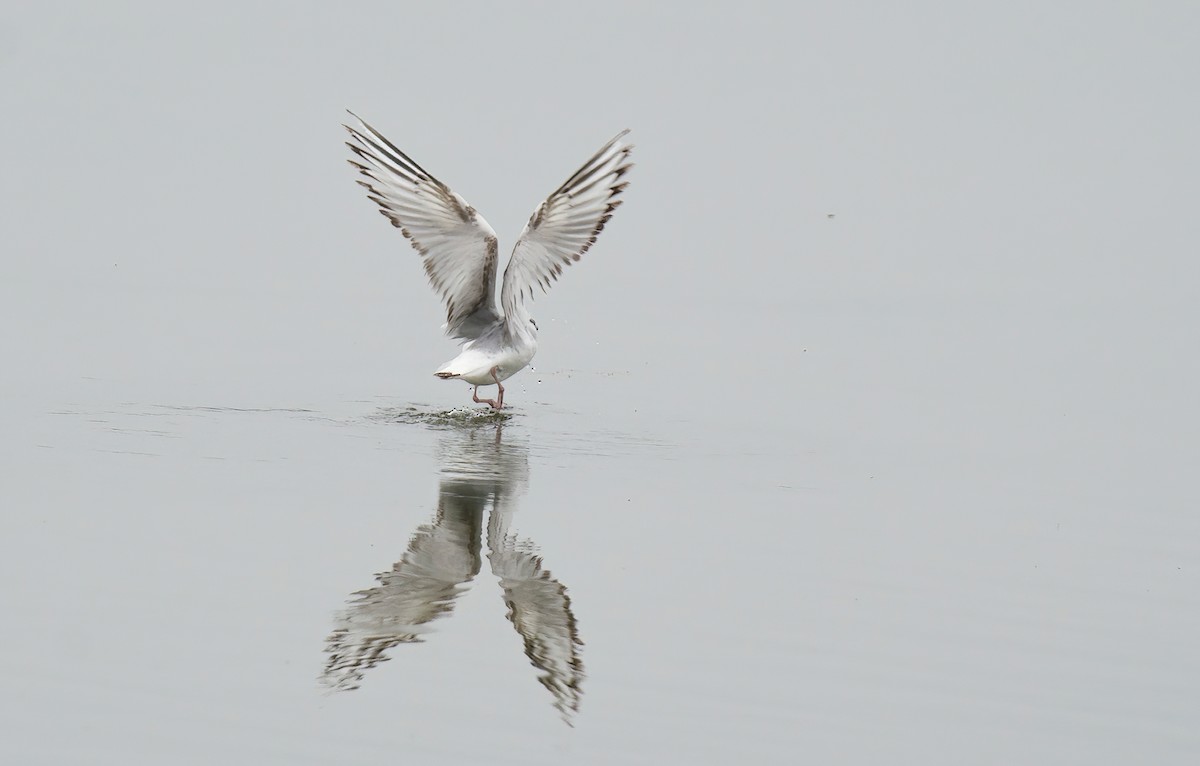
[6,317,1197,763]
[3,2,1199,763]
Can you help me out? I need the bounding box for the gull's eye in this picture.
[529,318,539,330]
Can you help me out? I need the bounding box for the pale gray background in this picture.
[2,1,1198,764]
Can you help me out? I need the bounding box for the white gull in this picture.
[345,113,633,409]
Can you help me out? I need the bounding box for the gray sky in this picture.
[6,3,1199,385]
[6,2,1197,411]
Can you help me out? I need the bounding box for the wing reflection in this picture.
[321,424,585,722]
[488,510,584,720]
[321,494,484,692]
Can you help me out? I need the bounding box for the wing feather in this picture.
[500,131,633,318]
[345,112,500,339]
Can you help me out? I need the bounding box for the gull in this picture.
[344,113,633,409]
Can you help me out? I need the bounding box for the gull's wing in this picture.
[500,131,633,319]
[345,112,501,339]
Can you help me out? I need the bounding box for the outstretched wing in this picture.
[500,131,633,319]
[345,112,501,339]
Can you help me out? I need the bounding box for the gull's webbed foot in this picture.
[490,367,505,410]
[472,385,499,410]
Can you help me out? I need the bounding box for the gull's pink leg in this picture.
[472,385,498,409]
[491,367,505,410]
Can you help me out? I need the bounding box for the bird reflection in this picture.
[321,424,584,722]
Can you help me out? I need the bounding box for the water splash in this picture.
[370,405,514,428]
